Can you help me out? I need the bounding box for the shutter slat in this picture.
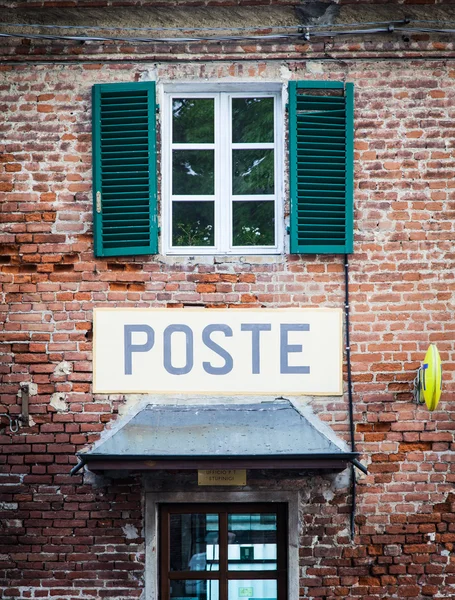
[289,81,354,254]
[101,175,149,182]
[92,82,158,257]
[296,102,344,111]
[101,134,149,141]
[101,112,148,120]
[297,131,346,138]
[104,213,150,220]
[102,146,148,152]
[299,218,345,224]
[298,181,345,187]
[102,184,149,190]
[101,125,148,133]
[103,206,149,211]
[101,96,148,103]
[102,193,149,199]
[297,94,345,102]
[102,166,149,172]
[297,147,345,154]
[298,160,345,166]
[301,202,346,208]
[102,192,150,198]
[102,157,148,163]
[297,114,345,123]
[104,241,150,247]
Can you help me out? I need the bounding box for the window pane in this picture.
[173,98,215,143]
[170,579,219,600]
[232,202,274,247]
[232,150,274,196]
[232,98,274,144]
[228,580,277,600]
[170,514,219,571]
[173,150,214,195]
[227,514,277,571]
[172,202,214,247]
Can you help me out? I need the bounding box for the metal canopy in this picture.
[72,400,365,474]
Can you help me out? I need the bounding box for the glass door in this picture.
[160,503,287,600]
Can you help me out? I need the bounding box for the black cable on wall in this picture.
[344,254,357,542]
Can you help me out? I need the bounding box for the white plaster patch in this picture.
[123,524,139,540]
[0,502,18,510]
[17,382,38,397]
[427,532,436,541]
[441,549,450,557]
[306,61,324,74]
[337,528,349,540]
[139,68,157,82]
[54,361,72,376]
[50,393,68,413]
[332,468,351,491]
[119,395,146,417]
[279,65,291,80]
[5,519,22,528]
[384,544,401,557]
[322,488,334,502]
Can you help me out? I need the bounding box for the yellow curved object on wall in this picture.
[419,344,442,412]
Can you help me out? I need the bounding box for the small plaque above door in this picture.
[198,469,246,486]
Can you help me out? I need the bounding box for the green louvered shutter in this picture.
[92,82,157,257]
[289,81,354,254]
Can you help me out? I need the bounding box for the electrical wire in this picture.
[0,19,411,33]
[344,255,357,543]
[0,25,453,45]
[2,55,455,66]
[0,22,454,46]
[0,31,304,43]
[412,19,455,26]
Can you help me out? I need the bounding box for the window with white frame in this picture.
[163,89,283,255]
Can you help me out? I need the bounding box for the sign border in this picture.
[93,308,343,396]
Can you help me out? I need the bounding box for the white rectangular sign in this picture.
[93,308,343,395]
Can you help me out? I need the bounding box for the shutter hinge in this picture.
[96,191,102,213]
[286,226,290,234]
[156,104,160,114]
[285,103,289,113]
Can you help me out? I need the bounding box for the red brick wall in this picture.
[1,41,455,600]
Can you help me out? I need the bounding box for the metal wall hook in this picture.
[1,383,32,432]
[1,413,20,433]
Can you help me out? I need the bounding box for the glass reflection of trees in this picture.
[173,98,214,143]
[170,95,275,249]
[172,150,214,196]
[233,202,274,246]
[173,202,214,247]
[232,150,274,196]
[232,98,274,144]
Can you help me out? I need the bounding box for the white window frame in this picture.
[162,84,284,255]
[145,490,299,600]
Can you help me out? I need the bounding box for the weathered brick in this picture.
[1,15,455,600]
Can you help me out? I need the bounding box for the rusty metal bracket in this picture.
[19,383,30,426]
